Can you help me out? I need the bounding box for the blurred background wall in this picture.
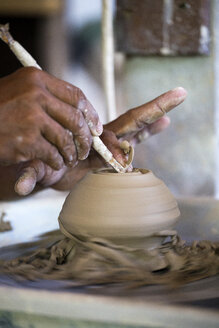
[115,0,215,197]
[0,0,217,197]
[0,0,68,77]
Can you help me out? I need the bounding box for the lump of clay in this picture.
[0,212,12,232]
[58,169,180,249]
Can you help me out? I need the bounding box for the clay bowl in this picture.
[58,169,180,249]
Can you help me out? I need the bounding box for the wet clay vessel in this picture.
[58,169,180,249]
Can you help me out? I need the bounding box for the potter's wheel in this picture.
[0,265,218,307]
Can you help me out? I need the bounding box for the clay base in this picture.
[0,229,218,287]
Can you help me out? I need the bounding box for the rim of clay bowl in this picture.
[93,168,150,176]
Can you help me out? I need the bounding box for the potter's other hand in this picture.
[105,87,187,146]
[12,159,88,197]
[0,67,102,168]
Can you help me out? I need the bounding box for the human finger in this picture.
[147,115,171,135]
[43,72,103,136]
[43,94,93,160]
[12,133,64,170]
[42,115,77,166]
[106,87,187,137]
[33,137,64,170]
[100,130,127,166]
[133,116,171,146]
[14,166,37,196]
[15,160,67,196]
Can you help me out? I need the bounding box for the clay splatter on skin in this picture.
[0,24,130,175]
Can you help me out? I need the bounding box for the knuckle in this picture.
[75,109,85,129]
[27,85,46,102]
[15,154,29,163]
[69,108,85,130]
[79,134,92,150]
[47,146,63,165]
[129,110,143,129]
[77,87,85,101]
[11,90,46,123]
[15,146,34,163]
[155,101,165,114]
[65,84,75,105]
[15,87,46,111]
[91,110,99,125]
[23,67,42,82]
[15,132,35,149]
[59,129,74,147]
[65,84,86,108]
[23,106,44,126]
[35,143,63,169]
[81,102,100,130]
[76,88,87,109]
[75,136,91,160]
[15,67,42,85]
[15,133,42,162]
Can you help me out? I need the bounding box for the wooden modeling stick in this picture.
[0,23,132,173]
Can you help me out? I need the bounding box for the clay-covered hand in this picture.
[102,86,187,163]
[12,87,186,195]
[105,86,187,146]
[0,67,102,168]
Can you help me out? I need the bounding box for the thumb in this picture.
[14,160,67,196]
[14,160,45,196]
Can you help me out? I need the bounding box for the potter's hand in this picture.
[105,87,187,147]
[98,87,187,165]
[0,67,102,168]
[11,87,186,196]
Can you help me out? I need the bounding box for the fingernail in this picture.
[68,154,73,162]
[54,162,63,170]
[171,87,187,103]
[87,119,103,136]
[67,130,73,138]
[78,99,87,110]
[96,121,103,135]
[137,130,150,142]
[74,139,87,160]
[172,86,187,94]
